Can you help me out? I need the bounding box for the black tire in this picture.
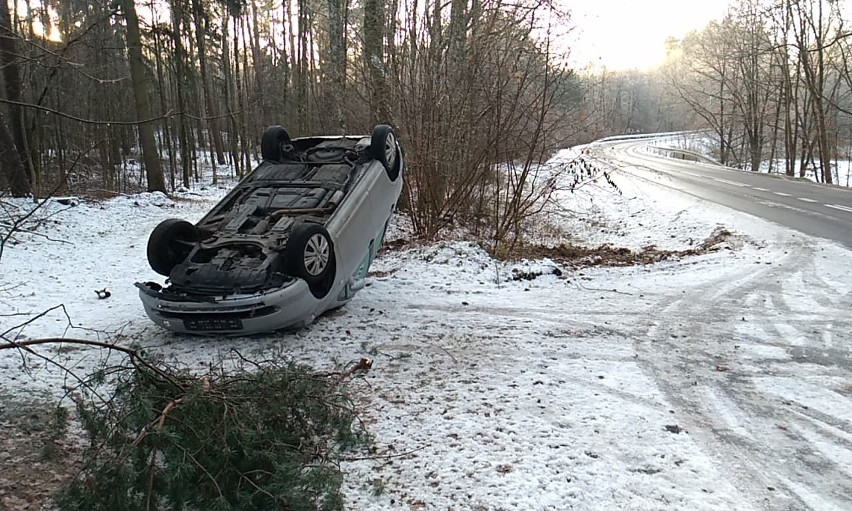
[286,223,336,298]
[147,219,199,276]
[261,125,292,162]
[370,124,401,180]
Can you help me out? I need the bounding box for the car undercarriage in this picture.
[137,124,403,334]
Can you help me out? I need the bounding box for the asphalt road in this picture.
[589,138,852,511]
[592,139,852,250]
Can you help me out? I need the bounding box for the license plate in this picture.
[184,318,243,331]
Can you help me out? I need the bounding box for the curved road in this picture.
[591,139,852,249]
[588,137,852,510]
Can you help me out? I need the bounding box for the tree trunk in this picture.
[0,0,32,196]
[327,0,347,131]
[191,0,226,165]
[250,3,266,129]
[0,110,28,196]
[221,15,241,177]
[232,15,246,175]
[122,0,165,193]
[239,17,252,171]
[296,0,309,131]
[170,0,192,187]
[285,0,297,94]
[364,0,390,124]
[151,8,177,189]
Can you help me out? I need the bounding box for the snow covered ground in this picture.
[1,147,851,510]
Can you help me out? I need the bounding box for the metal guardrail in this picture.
[591,130,705,144]
[645,145,720,165]
[590,131,721,166]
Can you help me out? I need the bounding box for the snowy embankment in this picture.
[1,146,851,510]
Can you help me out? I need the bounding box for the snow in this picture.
[2,146,852,510]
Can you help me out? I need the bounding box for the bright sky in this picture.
[568,0,733,71]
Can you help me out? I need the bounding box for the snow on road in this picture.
[1,150,850,510]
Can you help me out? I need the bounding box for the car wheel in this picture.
[261,125,292,162]
[147,219,199,276]
[370,124,401,180]
[286,223,336,298]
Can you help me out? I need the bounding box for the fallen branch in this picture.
[0,336,184,391]
[340,445,427,462]
[326,357,374,395]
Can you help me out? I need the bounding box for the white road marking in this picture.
[797,197,818,203]
[826,204,852,214]
[774,192,792,197]
[713,177,749,187]
[682,171,703,178]
[754,187,770,192]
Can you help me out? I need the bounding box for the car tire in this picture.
[147,219,199,276]
[286,223,336,298]
[370,124,401,180]
[261,125,292,162]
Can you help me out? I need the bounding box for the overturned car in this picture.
[137,124,403,335]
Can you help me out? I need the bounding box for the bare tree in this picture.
[0,0,33,196]
[363,0,390,125]
[787,0,845,184]
[665,20,740,165]
[668,0,851,181]
[192,0,227,167]
[325,0,348,131]
[0,110,29,196]
[727,0,777,172]
[120,0,166,192]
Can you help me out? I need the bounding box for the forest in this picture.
[1,0,851,235]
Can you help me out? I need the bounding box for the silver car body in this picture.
[137,132,403,335]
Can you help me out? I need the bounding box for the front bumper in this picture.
[136,280,325,335]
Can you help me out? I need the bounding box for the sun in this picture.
[31,17,63,43]
[14,1,63,43]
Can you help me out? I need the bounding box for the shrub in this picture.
[56,358,369,511]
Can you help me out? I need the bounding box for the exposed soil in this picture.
[501,227,734,269]
[0,395,80,511]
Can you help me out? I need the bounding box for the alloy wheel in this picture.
[304,233,330,276]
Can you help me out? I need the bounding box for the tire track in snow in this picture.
[634,240,852,511]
